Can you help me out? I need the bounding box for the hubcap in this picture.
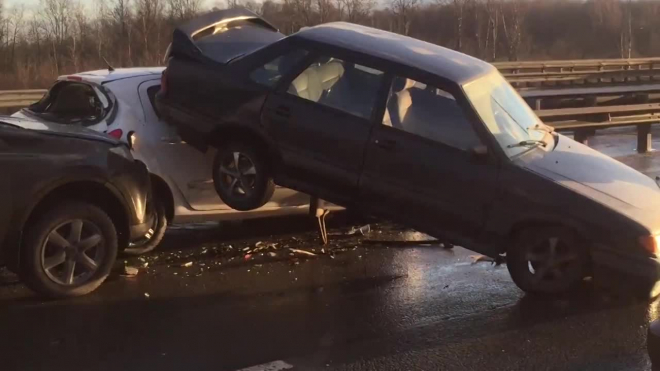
[41,219,105,286]
[525,237,579,284]
[218,151,257,198]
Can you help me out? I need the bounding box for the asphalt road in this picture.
[0,215,656,371]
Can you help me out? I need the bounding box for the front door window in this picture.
[383,76,480,151]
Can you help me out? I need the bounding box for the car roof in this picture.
[293,23,495,84]
[59,67,164,84]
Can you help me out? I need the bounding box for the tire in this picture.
[212,141,275,211]
[122,198,167,256]
[21,202,118,299]
[506,227,589,295]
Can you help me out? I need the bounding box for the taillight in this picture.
[108,129,123,139]
[161,70,168,94]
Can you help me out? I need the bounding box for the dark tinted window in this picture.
[147,85,161,118]
[384,77,480,150]
[249,49,308,88]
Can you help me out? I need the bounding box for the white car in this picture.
[13,67,321,254]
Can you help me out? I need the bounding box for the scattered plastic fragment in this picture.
[122,266,139,276]
[182,262,193,268]
[289,248,317,257]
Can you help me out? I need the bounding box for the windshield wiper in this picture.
[507,139,547,149]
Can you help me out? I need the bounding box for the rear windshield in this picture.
[190,19,284,64]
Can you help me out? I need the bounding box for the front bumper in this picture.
[592,246,660,298]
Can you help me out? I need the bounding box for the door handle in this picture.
[374,139,396,150]
[274,105,291,119]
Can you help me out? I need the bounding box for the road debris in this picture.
[268,252,277,257]
[144,293,150,298]
[348,224,371,236]
[122,266,139,277]
[289,248,317,257]
[470,254,506,266]
[182,262,193,268]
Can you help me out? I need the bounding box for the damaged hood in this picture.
[0,115,119,145]
[520,134,660,231]
[170,8,284,64]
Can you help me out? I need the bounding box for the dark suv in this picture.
[0,116,153,298]
[157,10,660,296]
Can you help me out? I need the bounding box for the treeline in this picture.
[0,0,659,89]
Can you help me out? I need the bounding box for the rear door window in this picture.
[287,56,384,120]
[249,49,308,88]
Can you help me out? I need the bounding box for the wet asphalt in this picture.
[1,128,660,371]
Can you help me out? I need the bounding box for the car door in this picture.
[262,55,387,205]
[137,80,227,211]
[360,75,500,244]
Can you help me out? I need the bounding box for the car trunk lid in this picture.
[168,8,284,64]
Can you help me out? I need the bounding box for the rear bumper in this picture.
[155,94,212,152]
[592,246,660,298]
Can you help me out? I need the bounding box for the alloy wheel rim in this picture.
[218,151,257,198]
[525,236,579,284]
[41,219,105,286]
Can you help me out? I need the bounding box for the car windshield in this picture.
[463,71,548,157]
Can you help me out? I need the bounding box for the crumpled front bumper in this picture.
[592,245,660,298]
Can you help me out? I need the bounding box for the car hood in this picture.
[519,133,660,231]
[1,115,119,145]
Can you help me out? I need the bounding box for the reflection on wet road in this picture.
[2,129,660,370]
[0,215,657,371]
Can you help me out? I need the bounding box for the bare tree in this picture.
[485,0,499,61]
[7,5,24,69]
[501,0,525,61]
[391,0,418,35]
[168,0,201,22]
[340,0,374,23]
[107,0,134,66]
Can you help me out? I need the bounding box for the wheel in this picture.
[123,197,167,256]
[212,141,275,211]
[506,227,589,295]
[21,202,118,298]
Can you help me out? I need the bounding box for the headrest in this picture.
[392,77,416,93]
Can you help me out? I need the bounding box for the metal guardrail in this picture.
[0,90,46,109]
[3,59,660,152]
[494,58,660,88]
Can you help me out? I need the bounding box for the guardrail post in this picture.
[637,124,652,153]
[574,128,590,145]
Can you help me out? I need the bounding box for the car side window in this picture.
[249,49,308,88]
[287,56,384,120]
[146,85,161,118]
[383,76,480,150]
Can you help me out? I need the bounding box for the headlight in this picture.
[109,145,134,160]
[639,235,660,254]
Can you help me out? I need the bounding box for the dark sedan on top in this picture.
[0,116,153,298]
[156,8,660,296]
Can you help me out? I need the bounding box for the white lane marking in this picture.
[235,360,294,371]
